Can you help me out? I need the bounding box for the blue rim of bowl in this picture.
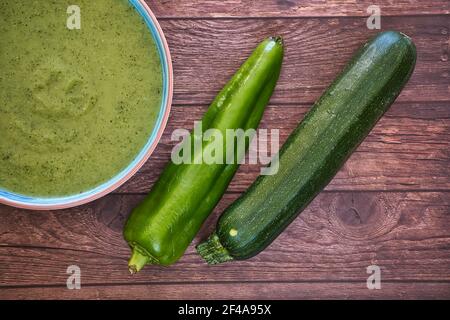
[0,0,172,210]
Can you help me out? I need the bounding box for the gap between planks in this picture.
[111,190,450,196]
[2,279,450,290]
[155,14,450,21]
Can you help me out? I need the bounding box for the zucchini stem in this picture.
[196,232,234,264]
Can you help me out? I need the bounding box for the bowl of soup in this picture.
[0,0,173,209]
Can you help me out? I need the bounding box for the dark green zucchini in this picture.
[196,31,417,264]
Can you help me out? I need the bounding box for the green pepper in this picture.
[123,37,284,272]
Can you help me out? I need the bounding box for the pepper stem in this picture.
[128,248,150,274]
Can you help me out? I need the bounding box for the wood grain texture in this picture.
[1,192,449,289]
[160,16,450,105]
[1,282,449,300]
[116,102,450,194]
[148,0,450,18]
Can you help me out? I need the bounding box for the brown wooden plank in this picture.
[116,102,450,194]
[1,192,449,287]
[149,0,450,18]
[161,16,449,105]
[1,281,449,300]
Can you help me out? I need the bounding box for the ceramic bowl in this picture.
[0,0,173,210]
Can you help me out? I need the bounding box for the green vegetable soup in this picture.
[0,0,163,196]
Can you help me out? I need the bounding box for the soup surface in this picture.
[0,0,163,196]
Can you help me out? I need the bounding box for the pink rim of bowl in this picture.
[0,0,173,210]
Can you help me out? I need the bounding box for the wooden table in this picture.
[0,0,449,300]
